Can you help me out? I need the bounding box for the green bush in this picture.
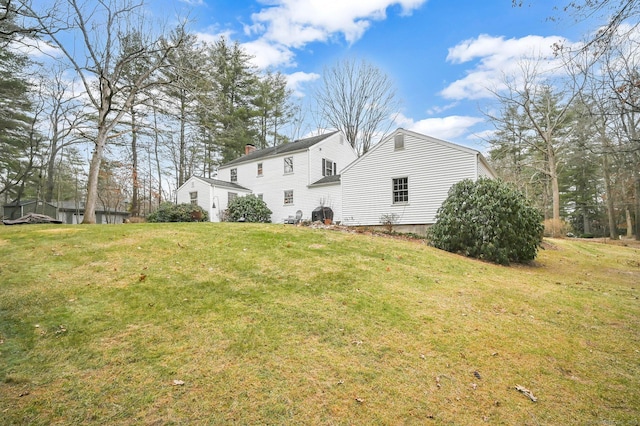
[225,195,272,223]
[428,178,543,265]
[147,202,209,223]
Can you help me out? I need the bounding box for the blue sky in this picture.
[147,1,597,150]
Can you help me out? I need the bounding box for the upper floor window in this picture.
[394,133,405,150]
[257,163,263,176]
[322,159,336,177]
[189,191,198,205]
[393,177,408,204]
[284,157,293,174]
[230,168,238,182]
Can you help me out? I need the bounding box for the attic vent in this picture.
[394,133,404,150]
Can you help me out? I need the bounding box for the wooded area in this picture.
[491,1,640,238]
[1,0,638,238]
[0,0,298,222]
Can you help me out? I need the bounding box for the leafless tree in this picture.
[513,0,640,55]
[488,60,585,236]
[38,66,86,202]
[19,0,186,223]
[315,57,399,156]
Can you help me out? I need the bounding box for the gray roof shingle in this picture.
[309,175,341,186]
[221,131,340,168]
[195,177,251,191]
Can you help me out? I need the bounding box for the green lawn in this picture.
[1,223,638,425]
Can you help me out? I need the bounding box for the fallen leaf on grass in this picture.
[355,397,364,403]
[139,274,147,282]
[514,384,537,402]
[172,380,185,386]
[19,391,30,397]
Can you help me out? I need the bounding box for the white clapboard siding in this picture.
[176,176,251,222]
[341,129,489,226]
[217,132,357,223]
[478,156,496,178]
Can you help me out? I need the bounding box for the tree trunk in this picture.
[153,101,163,206]
[178,90,186,187]
[82,138,105,224]
[547,144,561,237]
[130,106,139,216]
[635,175,640,240]
[602,152,619,239]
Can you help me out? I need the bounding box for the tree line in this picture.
[490,1,640,239]
[0,0,298,222]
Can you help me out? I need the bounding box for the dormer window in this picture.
[322,159,336,176]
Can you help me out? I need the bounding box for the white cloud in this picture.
[286,71,320,97]
[441,34,579,100]
[248,0,426,49]
[179,0,204,5]
[242,39,296,69]
[394,113,484,141]
[194,30,234,46]
[202,1,427,71]
[426,102,459,115]
[11,37,61,59]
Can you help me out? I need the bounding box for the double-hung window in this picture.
[284,190,294,205]
[392,177,408,204]
[230,168,238,182]
[189,191,198,205]
[322,159,336,176]
[257,163,263,176]
[284,157,293,174]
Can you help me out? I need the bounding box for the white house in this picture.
[340,128,496,234]
[215,131,358,223]
[177,128,495,231]
[176,176,251,222]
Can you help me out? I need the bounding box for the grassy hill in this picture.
[1,223,638,425]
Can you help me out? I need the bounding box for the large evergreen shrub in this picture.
[428,178,543,265]
[225,195,272,223]
[147,202,209,223]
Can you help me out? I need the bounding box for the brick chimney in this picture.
[245,144,256,155]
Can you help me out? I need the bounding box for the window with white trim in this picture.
[322,158,337,176]
[284,157,293,174]
[230,168,237,182]
[257,163,263,176]
[189,191,198,205]
[284,190,293,205]
[228,192,237,205]
[392,177,408,204]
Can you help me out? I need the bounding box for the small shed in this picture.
[2,200,58,220]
